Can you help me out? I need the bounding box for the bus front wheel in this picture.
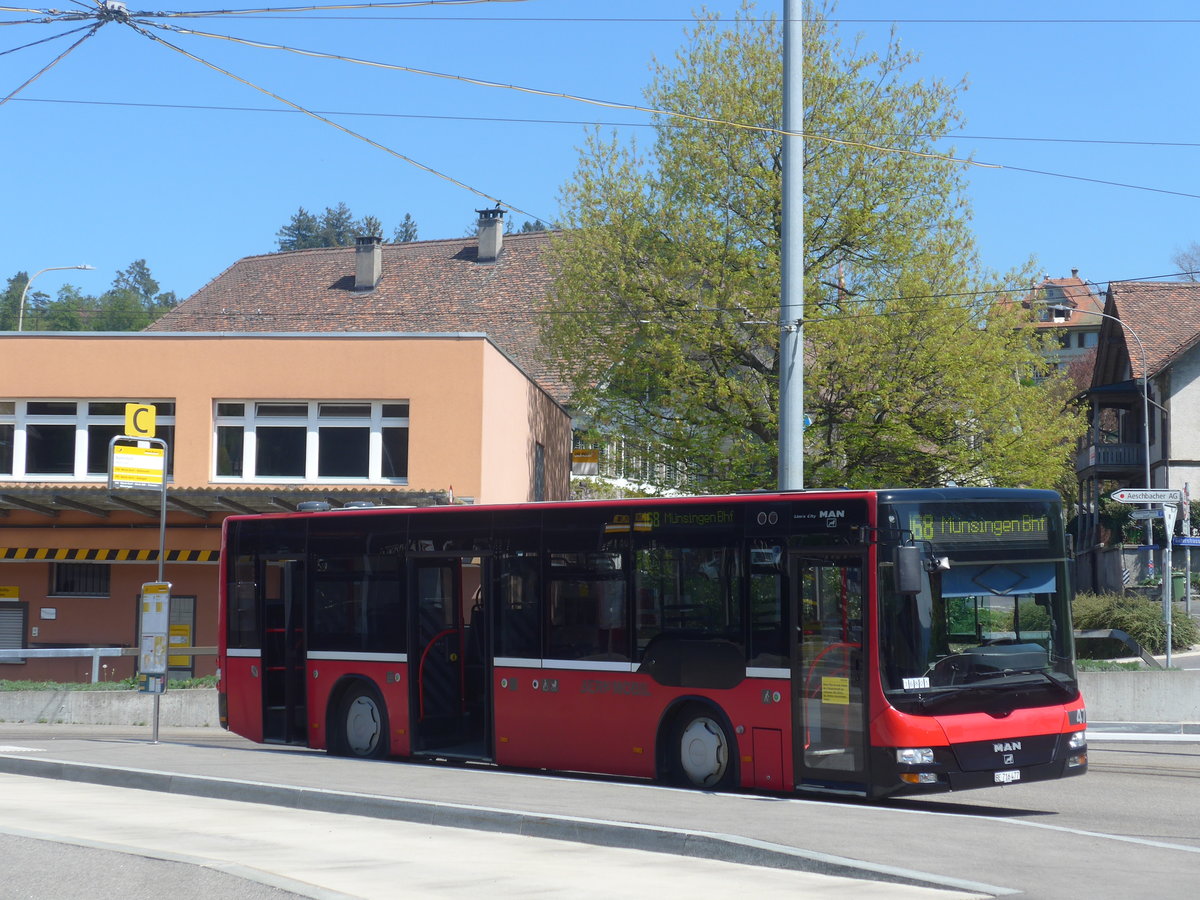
[333,684,390,760]
[671,710,736,790]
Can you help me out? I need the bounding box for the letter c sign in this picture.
[125,403,156,439]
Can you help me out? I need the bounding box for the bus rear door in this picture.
[261,557,307,745]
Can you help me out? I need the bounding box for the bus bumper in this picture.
[872,730,1089,798]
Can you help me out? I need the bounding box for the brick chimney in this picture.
[355,235,382,290]
[476,208,504,262]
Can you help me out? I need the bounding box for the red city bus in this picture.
[217,488,1087,798]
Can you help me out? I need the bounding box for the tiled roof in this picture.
[1032,277,1104,328]
[149,231,567,400]
[1102,281,1200,381]
[1020,274,1105,329]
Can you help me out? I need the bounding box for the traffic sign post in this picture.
[1130,508,1165,520]
[1110,489,1184,655]
[1110,489,1183,504]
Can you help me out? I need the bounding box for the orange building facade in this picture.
[0,332,570,682]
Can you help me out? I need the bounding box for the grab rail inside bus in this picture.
[417,627,463,721]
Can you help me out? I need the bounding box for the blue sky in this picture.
[4,0,1200,304]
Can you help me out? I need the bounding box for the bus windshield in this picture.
[878,498,1078,716]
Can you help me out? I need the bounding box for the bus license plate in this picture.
[994,770,1021,784]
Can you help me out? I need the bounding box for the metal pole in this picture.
[152,442,170,744]
[16,265,94,332]
[778,0,804,490]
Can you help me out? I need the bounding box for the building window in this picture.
[0,401,175,481]
[533,442,545,501]
[214,401,409,482]
[52,563,111,597]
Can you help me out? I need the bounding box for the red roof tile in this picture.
[1100,281,1200,382]
[149,232,567,400]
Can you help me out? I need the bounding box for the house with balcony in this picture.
[0,212,571,681]
[1072,280,1200,590]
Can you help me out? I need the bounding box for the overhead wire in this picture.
[6,7,1200,204]
[120,15,548,221]
[11,94,1200,155]
[0,21,95,55]
[145,18,1004,173]
[149,0,534,18]
[0,20,101,107]
[7,4,1200,271]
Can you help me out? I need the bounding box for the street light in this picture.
[16,264,95,332]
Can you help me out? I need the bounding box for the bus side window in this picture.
[546,552,629,662]
[496,554,540,659]
[749,548,786,667]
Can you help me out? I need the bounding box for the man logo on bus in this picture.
[994,741,1021,753]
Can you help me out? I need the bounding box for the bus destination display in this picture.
[907,507,1050,550]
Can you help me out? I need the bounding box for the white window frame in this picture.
[0,400,176,482]
[213,400,409,484]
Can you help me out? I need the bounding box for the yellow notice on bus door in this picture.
[821,676,850,705]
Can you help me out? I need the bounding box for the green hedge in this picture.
[0,675,216,692]
[1073,592,1199,655]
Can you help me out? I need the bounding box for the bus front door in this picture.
[261,558,307,745]
[792,552,869,795]
[408,556,490,759]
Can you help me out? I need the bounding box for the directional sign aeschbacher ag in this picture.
[1110,489,1183,504]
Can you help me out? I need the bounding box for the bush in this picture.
[0,675,216,692]
[1073,592,1199,655]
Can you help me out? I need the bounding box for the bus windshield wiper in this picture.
[912,669,1074,713]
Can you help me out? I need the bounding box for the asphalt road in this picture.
[0,724,1197,899]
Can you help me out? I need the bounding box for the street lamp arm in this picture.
[16,264,95,332]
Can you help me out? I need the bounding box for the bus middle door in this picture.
[408,555,490,759]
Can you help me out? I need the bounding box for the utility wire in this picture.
[144,19,998,171]
[146,1,533,18]
[0,21,94,55]
[0,21,100,107]
[122,17,547,221]
[12,95,1200,154]
[10,9,1200,199]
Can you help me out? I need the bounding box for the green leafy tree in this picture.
[1,272,29,330]
[39,284,94,331]
[3,261,176,331]
[91,288,151,331]
[543,2,1081,492]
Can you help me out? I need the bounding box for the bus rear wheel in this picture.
[672,711,735,790]
[334,684,390,760]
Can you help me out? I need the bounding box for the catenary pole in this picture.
[778,0,804,490]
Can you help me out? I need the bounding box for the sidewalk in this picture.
[0,726,999,900]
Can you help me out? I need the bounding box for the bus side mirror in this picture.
[894,545,924,594]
